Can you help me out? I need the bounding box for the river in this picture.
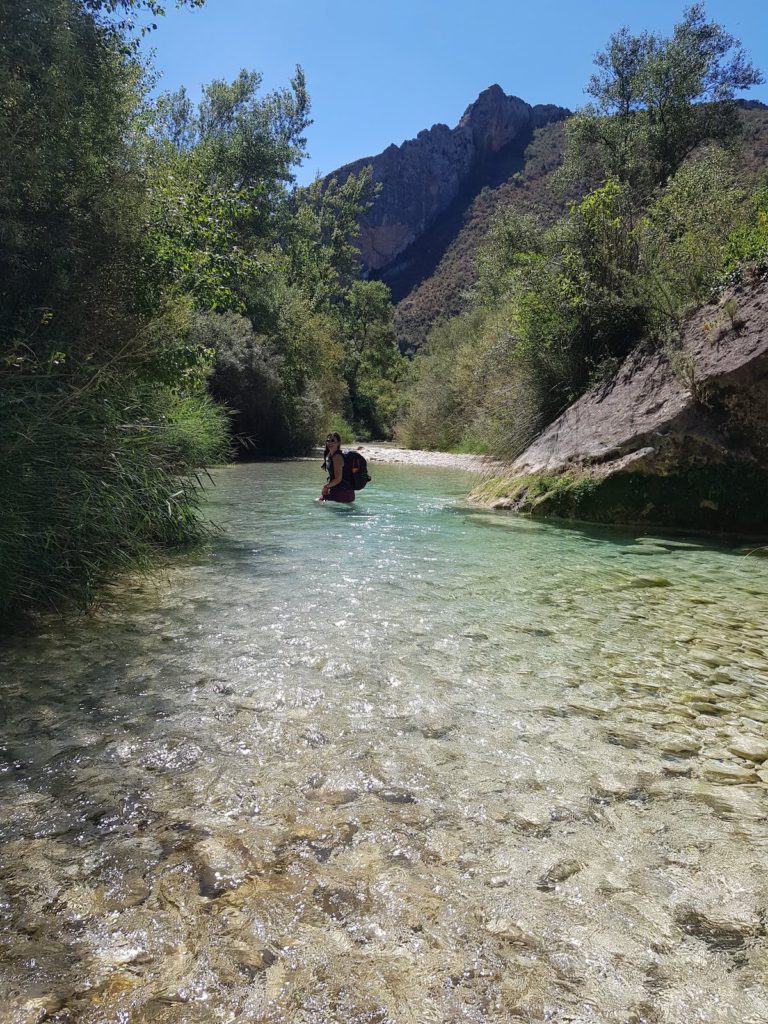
[1,460,768,1023]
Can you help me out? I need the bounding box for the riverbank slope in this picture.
[471,272,768,533]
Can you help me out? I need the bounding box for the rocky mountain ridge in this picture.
[326,86,569,290]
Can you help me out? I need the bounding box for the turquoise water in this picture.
[1,460,768,1023]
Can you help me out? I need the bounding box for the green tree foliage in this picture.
[287,170,378,310]
[0,0,145,355]
[145,68,311,312]
[340,281,407,438]
[562,4,763,197]
[145,77,399,453]
[475,211,543,306]
[722,186,768,276]
[636,147,749,327]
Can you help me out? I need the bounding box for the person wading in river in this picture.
[320,433,355,503]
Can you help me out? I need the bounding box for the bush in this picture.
[722,186,768,276]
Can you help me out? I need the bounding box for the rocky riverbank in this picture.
[472,273,768,533]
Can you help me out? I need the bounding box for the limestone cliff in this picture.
[327,86,569,281]
[473,274,768,533]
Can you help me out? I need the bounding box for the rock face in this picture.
[327,86,569,276]
[474,275,768,532]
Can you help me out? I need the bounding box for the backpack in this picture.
[343,450,371,490]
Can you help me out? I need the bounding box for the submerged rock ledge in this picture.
[472,273,768,533]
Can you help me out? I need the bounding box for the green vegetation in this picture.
[397,5,766,468]
[0,0,402,621]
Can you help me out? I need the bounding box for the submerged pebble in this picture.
[537,857,583,891]
[377,787,417,804]
[727,735,768,762]
[659,733,700,754]
[193,837,252,897]
[627,575,672,587]
[701,761,755,784]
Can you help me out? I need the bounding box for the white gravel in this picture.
[351,444,499,474]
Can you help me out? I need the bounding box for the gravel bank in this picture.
[353,444,498,474]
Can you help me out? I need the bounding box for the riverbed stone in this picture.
[619,545,670,555]
[663,762,692,777]
[659,733,700,755]
[596,870,630,894]
[377,787,417,804]
[418,721,456,739]
[727,735,768,762]
[742,707,768,724]
[505,808,546,833]
[487,874,510,887]
[313,882,364,921]
[701,760,755,784]
[16,992,68,1023]
[675,903,762,948]
[638,537,706,549]
[592,774,634,798]
[627,575,672,588]
[193,838,250,897]
[691,650,728,667]
[691,701,722,715]
[537,858,582,891]
[692,782,766,818]
[485,917,538,945]
[711,683,748,699]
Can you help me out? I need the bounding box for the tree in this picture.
[0,0,147,357]
[286,168,379,310]
[341,281,405,438]
[563,4,763,197]
[145,68,311,312]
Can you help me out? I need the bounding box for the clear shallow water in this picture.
[2,461,768,1024]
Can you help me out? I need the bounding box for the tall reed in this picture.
[0,371,229,623]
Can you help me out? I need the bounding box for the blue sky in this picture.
[144,0,768,185]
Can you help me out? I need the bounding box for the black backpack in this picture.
[343,450,371,490]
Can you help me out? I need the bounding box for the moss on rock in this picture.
[472,462,768,533]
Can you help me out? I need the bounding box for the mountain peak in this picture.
[327,89,570,277]
[459,85,531,155]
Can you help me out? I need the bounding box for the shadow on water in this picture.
[459,505,762,556]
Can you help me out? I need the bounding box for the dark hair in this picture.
[321,432,342,469]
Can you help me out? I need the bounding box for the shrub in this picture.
[722,186,768,276]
